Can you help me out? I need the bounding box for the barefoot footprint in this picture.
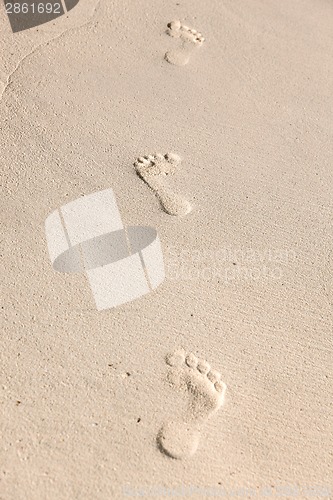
[165,20,205,66]
[134,153,192,216]
[157,349,227,459]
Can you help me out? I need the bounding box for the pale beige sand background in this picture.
[1,0,332,498]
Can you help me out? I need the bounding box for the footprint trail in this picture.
[134,153,192,216]
[157,348,227,459]
[165,20,205,66]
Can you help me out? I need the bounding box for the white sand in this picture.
[1,0,332,498]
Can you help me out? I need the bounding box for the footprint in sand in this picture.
[134,153,192,216]
[157,348,227,459]
[165,20,205,66]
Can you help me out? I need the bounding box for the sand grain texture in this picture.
[1,0,333,498]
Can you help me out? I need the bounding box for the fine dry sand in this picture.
[1,0,332,498]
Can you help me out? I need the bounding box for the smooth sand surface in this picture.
[1,0,332,498]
